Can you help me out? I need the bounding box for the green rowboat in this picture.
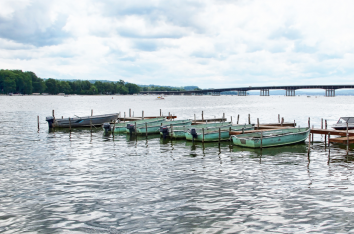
[131,119,192,135]
[162,122,233,139]
[103,117,165,133]
[185,124,254,142]
[231,127,310,148]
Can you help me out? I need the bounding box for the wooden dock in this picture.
[310,128,354,137]
[118,116,177,121]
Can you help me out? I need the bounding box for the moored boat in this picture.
[331,117,354,130]
[185,124,254,142]
[231,127,310,148]
[161,122,233,139]
[132,119,192,135]
[46,113,119,128]
[103,117,165,133]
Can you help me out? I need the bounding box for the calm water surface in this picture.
[1,95,354,233]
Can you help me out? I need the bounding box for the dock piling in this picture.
[321,118,323,129]
[202,111,204,121]
[278,114,280,123]
[37,116,39,131]
[325,120,327,129]
[347,122,349,155]
[202,128,204,143]
[248,114,250,124]
[69,117,71,131]
[308,117,310,128]
[160,109,161,116]
[257,118,259,129]
[112,120,116,137]
[145,123,147,137]
[91,109,93,116]
[260,132,263,150]
[237,114,239,124]
[231,116,233,123]
[218,128,221,145]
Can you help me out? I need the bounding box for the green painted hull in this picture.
[231,127,310,148]
[125,118,166,133]
[185,124,254,142]
[136,120,192,135]
[185,130,231,141]
[164,122,234,139]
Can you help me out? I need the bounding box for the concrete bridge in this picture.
[140,85,354,97]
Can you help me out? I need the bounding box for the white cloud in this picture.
[1,0,354,88]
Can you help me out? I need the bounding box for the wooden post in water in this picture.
[231,116,233,123]
[257,118,259,129]
[248,114,250,124]
[145,123,148,137]
[307,130,311,158]
[171,124,173,138]
[312,125,314,143]
[260,132,263,150]
[325,120,327,129]
[321,118,323,129]
[223,113,225,121]
[142,111,144,120]
[129,109,131,117]
[308,117,310,128]
[281,117,284,126]
[69,117,71,131]
[37,116,39,131]
[90,118,92,133]
[124,112,126,122]
[347,122,349,155]
[135,122,137,136]
[328,132,331,153]
[278,114,280,123]
[202,128,204,143]
[294,120,295,127]
[62,116,63,119]
[202,111,204,121]
[218,127,221,145]
[160,109,162,116]
[237,115,239,124]
[112,120,116,137]
[194,114,196,123]
[52,110,55,118]
[91,109,93,116]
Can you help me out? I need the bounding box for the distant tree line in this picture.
[141,86,185,92]
[0,69,141,95]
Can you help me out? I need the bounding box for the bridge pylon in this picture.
[260,89,269,96]
[286,89,296,96]
[325,89,335,97]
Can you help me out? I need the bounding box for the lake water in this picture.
[1,95,354,233]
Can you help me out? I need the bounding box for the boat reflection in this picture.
[232,143,308,156]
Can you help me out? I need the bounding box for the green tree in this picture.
[58,81,72,94]
[45,78,58,94]
[3,77,16,93]
[125,83,141,94]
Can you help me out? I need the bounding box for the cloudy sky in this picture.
[0,0,354,88]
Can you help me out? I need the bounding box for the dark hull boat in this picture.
[332,117,354,130]
[46,113,119,128]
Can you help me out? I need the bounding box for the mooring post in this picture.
[260,132,263,150]
[218,127,221,145]
[124,112,126,122]
[112,120,116,137]
[328,132,331,153]
[242,128,244,134]
[202,128,204,143]
[347,122,349,155]
[312,125,314,143]
[281,117,284,126]
[202,111,204,121]
[37,116,39,131]
[145,123,147,137]
[294,120,296,127]
[248,114,250,124]
[321,118,323,129]
[160,109,161,116]
[91,109,93,116]
[308,130,311,157]
[194,114,196,123]
[171,124,174,138]
[231,116,233,123]
[52,110,55,118]
[237,114,240,124]
[257,118,259,129]
[308,117,310,128]
[325,120,327,129]
[223,113,225,121]
[278,114,280,123]
[90,118,92,134]
[69,117,71,131]
[142,111,144,120]
[129,109,131,117]
[135,122,137,136]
